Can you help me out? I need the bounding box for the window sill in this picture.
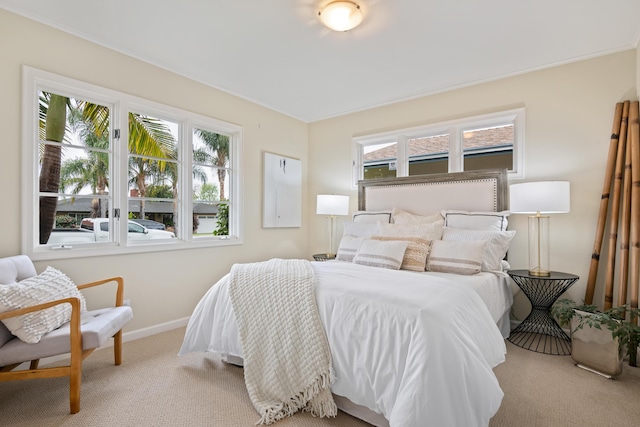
[27,237,244,261]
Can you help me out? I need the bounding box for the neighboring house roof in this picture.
[364,126,514,162]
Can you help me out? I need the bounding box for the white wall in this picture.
[0,9,310,332]
[308,50,638,319]
[2,7,639,332]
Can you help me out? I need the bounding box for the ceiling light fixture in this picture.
[318,1,364,32]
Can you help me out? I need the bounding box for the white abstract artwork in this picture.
[262,152,302,228]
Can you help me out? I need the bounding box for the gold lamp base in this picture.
[529,268,551,277]
[528,214,551,278]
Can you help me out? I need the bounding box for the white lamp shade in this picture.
[318,1,363,32]
[316,195,349,216]
[509,181,571,214]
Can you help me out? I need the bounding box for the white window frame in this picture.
[352,108,524,187]
[22,66,243,261]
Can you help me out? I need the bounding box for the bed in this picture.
[179,168,514,427]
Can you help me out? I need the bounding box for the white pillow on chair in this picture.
[0,266,86,344]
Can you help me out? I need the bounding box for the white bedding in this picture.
[179,260,510,427]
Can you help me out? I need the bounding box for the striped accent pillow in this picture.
[371,236,432,272]
[336,235,365,262]
[0,266,87,343]
[427,240,487,275]
[442,227,516,271]
[353,239,409,270]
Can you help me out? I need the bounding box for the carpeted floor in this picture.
[1,327,639,426]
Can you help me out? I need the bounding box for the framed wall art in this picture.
[262,151,302,228]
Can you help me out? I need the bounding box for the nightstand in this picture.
[312,253,336,261]
[507,269,579,355]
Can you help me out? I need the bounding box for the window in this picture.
[22,66,243,260]
[353,109,524,185]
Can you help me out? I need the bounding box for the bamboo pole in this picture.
[629,100,640,315]
[617,105,633,307]
[585,102,624,305]
[604,101,630,309]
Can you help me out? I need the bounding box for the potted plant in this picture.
[551,299,640,376]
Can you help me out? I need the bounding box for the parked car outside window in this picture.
[130,219,166,230]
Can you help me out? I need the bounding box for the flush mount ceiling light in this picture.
[318,1,364,32]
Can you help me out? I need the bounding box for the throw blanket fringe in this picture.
[260,370,335,425]
[229,258,337,425]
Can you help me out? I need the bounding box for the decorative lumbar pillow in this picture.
[352,210,392,223]
[442,227,516,272]
[336,235,366,262]
[353,239,409,270]
[342,221,380,238]
[391,207,442,225]
[377,220,444,241]
[0,266,87,344]
[441,210,510,231]
[371,236,432,272]
[427,240,487,275]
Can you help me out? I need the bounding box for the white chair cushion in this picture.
[0,306,133,367]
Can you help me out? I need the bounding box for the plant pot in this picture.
[570,310,623,377]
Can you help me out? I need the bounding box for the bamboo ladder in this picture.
[585,100,640,318]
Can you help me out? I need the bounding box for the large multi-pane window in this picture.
[22,67,243,260]
[353,109,524,185]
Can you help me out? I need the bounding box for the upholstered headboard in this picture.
[358,169,508,214]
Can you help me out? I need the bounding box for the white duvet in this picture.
[179,260,508,427]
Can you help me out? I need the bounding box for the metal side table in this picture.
[507,270,579,355]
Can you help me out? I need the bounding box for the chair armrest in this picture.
[77,276,125,307]
[0,297,83,363]
[0,296,82,321]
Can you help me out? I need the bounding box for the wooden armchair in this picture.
[0,255,133,413]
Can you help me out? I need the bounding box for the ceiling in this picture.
[2,0,639,122]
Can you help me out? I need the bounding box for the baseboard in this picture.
[121,316,190,343]
[29,317,190,368]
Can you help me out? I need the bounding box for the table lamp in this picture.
[316,194,349,257]
[509,181,570,276]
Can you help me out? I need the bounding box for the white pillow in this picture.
[442,227,516,272]
[352,210,392,223]
[0,266,87,344]
[427,240,487,275]
[441,210,510,231]
[371,236,432,272]
[336,235,366,262]
[391,207,442,225]
[342,221,379,238]
[353,239,409,270]
[377,221,444,241]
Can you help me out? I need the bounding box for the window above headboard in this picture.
[352,108,524,188]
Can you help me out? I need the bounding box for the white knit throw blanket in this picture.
[229,258,336,425]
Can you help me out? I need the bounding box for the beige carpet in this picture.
[1,327,639,427]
